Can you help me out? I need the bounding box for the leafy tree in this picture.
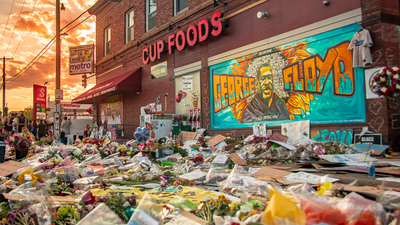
[23,106,33,122]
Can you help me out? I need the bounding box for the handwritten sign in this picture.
[176,131,197,144]
[206,134,226,147]
[281,120,310,144]
[212,154,229,164]
[0,161,30,177]
[182,75,193,91]
[253,124,267,137]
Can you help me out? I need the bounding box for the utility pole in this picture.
[2,56,13,115]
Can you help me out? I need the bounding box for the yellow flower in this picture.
[127,152,131,155]
[2,218,7,223]
[173,182,177,186]
[18,170,37,185]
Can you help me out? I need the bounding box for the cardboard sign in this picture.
[177,209,208,225]
[281,120,310,144]
[206,134,226,147]
[253,124,267,137]
[354,133,382,145]
[351,144,389,156]
[212,154,229,164]
[0,161,30,177]
[176,131,197,144]
[252,167,290,180]
[269,133,288,143]
[227,153,246,165]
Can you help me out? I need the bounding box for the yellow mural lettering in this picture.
[214,74,256,113]
[283,42,354,95]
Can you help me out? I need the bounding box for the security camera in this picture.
[323,0,330,5]
[257,12,269,19]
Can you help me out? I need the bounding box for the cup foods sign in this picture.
[69,44,94,75]
[142,12,226,64]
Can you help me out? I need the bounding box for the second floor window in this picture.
[105,26,111,56]
[146,0,157,31]
[174,0,188,15]
[126,9,134,43]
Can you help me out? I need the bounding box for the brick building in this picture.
[73,0,400,150]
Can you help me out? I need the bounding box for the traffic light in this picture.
[82,74,87,88]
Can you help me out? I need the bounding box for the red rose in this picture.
[377,90,383,95]
[390,87,395,92]
[83,192,97,204]
[374,77,380,81]
[383,68,387,72]
[379,83,385,87]
[392,78,397,82]
[373,85,377,89]
[381,74,387,78]
[388,91,394,97]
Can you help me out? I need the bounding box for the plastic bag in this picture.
[337,192,386,224]
[299,194,347,225]
[77,203,124,225]
[127,192,163,225]
[261,188,306,225]
[205,166,229,184]
[378,191,400,211]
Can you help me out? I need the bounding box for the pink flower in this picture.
[85,204,94,211]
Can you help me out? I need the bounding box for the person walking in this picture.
[38,120,46,139]
[6,113,14,138]
[17,112,27,133]
[61,117,72,135]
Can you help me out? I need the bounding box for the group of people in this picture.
[1,111,54,141]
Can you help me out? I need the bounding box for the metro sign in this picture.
[142,12,226,64]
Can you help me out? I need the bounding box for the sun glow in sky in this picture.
[0,0,97,111]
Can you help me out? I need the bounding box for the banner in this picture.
[210,24,366,129]
[33,85,47,120]
[69,44,94,75]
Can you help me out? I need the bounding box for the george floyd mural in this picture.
[210,24,366,129]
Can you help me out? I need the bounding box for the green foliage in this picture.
[23,106,33,122]
[35,137,54,146]
[54,205,81,225]
[0,203,11,220]
[104,196,129,222]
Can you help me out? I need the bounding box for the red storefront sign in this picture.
[33,84,47,120]
[142,12,226,64]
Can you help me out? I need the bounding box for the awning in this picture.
[72,67,141,103]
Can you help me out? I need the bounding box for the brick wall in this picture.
[89,0,400,149]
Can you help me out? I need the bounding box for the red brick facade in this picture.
[82,0,400,150]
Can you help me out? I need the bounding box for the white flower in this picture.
[393,67,399,71]
[381,87,387,92]
[394,74,399,79]
[373,82,378,86]
[396,84,400,89]
[380,77,386,82]
[73,149,82,156]
[387,70,393,76]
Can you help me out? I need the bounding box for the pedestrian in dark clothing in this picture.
[38,120,46,139]
[30,120,38,140]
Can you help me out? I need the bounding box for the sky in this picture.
[0,0,97,112]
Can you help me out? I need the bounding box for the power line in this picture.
[6,14,94,84]
[3,0,27,56]
[12,0,41,58]
[0,0,16,44]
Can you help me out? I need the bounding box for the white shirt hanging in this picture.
[348,29,373,68]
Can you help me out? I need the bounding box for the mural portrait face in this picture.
[257,63,274,102]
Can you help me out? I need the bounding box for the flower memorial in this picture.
[371,66,400,98]
[5,134,33,153]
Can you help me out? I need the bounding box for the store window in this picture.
[104,26,111,56]
[146,0,157,31]
[126,8,134,43]
[151,61,167,79]
[174,0,188,15]
[175,71,202,130]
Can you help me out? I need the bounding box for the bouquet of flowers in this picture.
[172,113,183,125]
[5,134,33,153]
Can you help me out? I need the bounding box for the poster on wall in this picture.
[210,24,366,129]
[281,120,310,144]
[182,75,193,91]
[98,93,123,127]
[175,71,202,116]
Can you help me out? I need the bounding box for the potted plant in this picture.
[6,133,33,160]
[182,115,188,125]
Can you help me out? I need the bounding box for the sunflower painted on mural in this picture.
[229,42,315,122]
